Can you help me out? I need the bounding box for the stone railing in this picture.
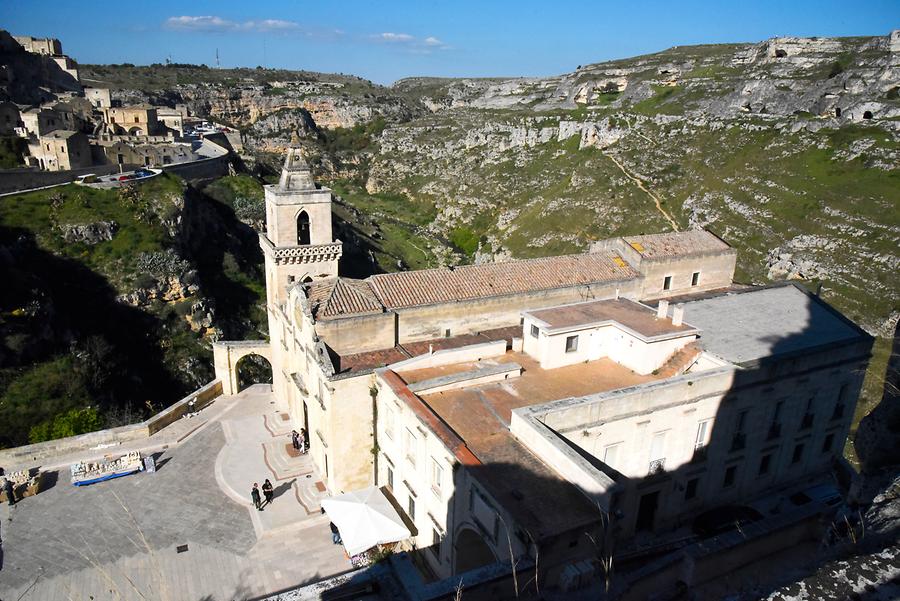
[259,235,343,265]
[0,380,222,467]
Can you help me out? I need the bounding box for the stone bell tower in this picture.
[261,146,342,309]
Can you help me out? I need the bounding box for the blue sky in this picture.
[3,1,897,84]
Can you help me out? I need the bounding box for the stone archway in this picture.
[213,340,273,396]
[454,526,497,574]
[128,126,143,136]
[235,353,273,392]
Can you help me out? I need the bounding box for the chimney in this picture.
[657,300,669,320]
[672,306,684,326]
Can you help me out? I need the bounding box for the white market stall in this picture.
[321,486,412,557]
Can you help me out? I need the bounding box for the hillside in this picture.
[0,175,268,446]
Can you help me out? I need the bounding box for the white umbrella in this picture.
[321,486,412,556]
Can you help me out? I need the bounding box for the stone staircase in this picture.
[657,342,703,378]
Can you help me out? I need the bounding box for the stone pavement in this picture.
[0,385,353,601]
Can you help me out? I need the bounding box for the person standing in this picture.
[299,428,308,454]
[2,477,13,507]
[251,483,262,511]
[262,479,274,506]
[291,430,300,451]
[330,521,341,545]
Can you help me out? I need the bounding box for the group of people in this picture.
[291,428,308,454]
[250,479,275,511]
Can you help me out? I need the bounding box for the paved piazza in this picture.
[0,385,352,601]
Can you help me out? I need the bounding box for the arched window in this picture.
[297,210,311,245]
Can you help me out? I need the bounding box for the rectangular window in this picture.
[695,420,710,450]
[565,335,579,353]
[603,444,620,470]
[791,443,805,464]
[663,275,672,291]
[431,458,443,495]
[530,324,539,338]
[384,406,394,440]
[759,453,772,475]
[649,431,667,474]
[723,465,737,488]
[405,428,417,467]
[691,272,700,286]
[408,495,416,521]
[685,477,699,500]
[430,529,442,559]
[731,410,748,451]
[387,466,394,491]
[822,433,835,454]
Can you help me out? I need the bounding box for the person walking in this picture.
[251,483,262,511]
[262,479,274,506]
[291,430,300,451]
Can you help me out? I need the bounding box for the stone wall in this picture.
[0,380,222,467]
[0,163,125,195]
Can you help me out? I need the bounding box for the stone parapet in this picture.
[259,234,343,266]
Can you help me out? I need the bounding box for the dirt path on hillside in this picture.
[603,151,680,232]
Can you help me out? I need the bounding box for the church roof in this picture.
[368,251,639,310]
[623,230,731,259]
[306,277,384,320]
[277,147,316,191]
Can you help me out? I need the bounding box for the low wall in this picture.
[160,152,229,181]
[0,163,127,195]
[0,379,222,467]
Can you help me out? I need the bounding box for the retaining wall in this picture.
[0,379,222,466]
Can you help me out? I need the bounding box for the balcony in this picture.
[648,458,666,475]
[730,433,746,453]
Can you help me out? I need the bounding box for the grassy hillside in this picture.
[0,175,267,446]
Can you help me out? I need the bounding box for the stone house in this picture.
[27,130,91,171]
[100,140,195,167]
[84,87,112,109]
[101,105,161,136]
[20,107,63,137]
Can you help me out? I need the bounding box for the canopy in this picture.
[321,486,412,556]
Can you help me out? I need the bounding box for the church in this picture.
[214,148,871,589]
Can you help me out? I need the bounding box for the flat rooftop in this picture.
[525,298,698,338]
[679,285,867,365]
[401,352,663,538]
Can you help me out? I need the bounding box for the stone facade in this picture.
[101,106,161,136]
[27,130,91,171]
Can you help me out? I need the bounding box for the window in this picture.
[822,433,835,454]
[723,465,737,488]
[444,328,451,337]
[731,410,748,451]
[649,431,667,474]
[603,443,620,470]
[565,335,579,353]
[685,477,699,500]
[430,529,442,558]
[297,210,311,245]
[60,146,65,153]
[405,428,417,467]
[663,276,672,291]
[384,406,394,440]
[791,443,805,464]
[691,271,700,286]
[134,116,139,123]
[408,495,416,521]
[769,401,784,440]
[800,396,815,430]
[387,466,394,491]
[431,458,443,495]
[694,420,710,450]
[530,324,539,338]
[832,384,848,421]
[759,453,772,475]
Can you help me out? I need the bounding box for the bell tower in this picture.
[261,146,342,309]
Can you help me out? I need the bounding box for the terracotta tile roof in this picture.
[306,277,384,320]
[368,252,639,310]
[624,230,731,259]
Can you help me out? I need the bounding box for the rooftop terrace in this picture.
[524,297,698,338]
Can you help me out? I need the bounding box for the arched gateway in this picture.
[213,340,274,396]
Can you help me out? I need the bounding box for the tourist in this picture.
[291,429,300,451]
[2,477,13,507]
[251,483,262,511]
[262,479,274,506]
[300,428,308,454]
[330,521,341,545]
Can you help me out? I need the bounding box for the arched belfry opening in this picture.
[297,210,311,245]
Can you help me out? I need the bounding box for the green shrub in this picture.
[28,406,104,443]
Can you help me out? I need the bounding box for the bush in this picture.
[28,407,104,443]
